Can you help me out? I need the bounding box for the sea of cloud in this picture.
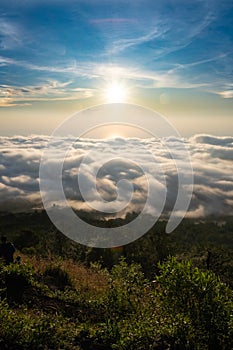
[0,134,232,219]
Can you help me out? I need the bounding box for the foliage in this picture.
[0,300,76,350]
[0,212,232,349]
[0,262,35,303]
[84,258,233,350]
[156,257,233,349]
[0,256,232,349]
[107,259,147,316]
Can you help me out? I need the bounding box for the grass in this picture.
[22,254,108,297]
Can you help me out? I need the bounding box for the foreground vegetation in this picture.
[0,212,232,349]
[0,257,232,349]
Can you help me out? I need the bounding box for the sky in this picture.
[0,0,233,223]
[0,0,232,136]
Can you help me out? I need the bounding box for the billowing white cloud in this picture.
[0,134,232,219]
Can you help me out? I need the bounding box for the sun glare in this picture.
[104,82,127,103]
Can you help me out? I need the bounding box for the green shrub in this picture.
[92,258,233,349]
[156,257,233,349]
[92,260,156,349]
[0,300,75,349]
[0,262,35,303]
[107,259,147,318]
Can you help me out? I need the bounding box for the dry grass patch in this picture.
[21,254,108,296]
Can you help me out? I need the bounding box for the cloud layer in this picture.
[0,134,232,219]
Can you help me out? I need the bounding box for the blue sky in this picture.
[0,0,232,135]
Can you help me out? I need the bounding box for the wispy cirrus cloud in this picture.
[90,18,138,25]
[0,55,99,78]
[108,27,167,54]
[0,18,24,50]
[1,57,231,108]
[108,5,214,56]
[1,54,232,105]
[0,0,232,109]
[95,64,209,90]
[0,81,94,107]
[215,90,233,99]
[0,56,208,96]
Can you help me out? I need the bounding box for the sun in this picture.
[104,82,127,103]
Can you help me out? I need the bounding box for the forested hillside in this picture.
[0,211,232,349]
